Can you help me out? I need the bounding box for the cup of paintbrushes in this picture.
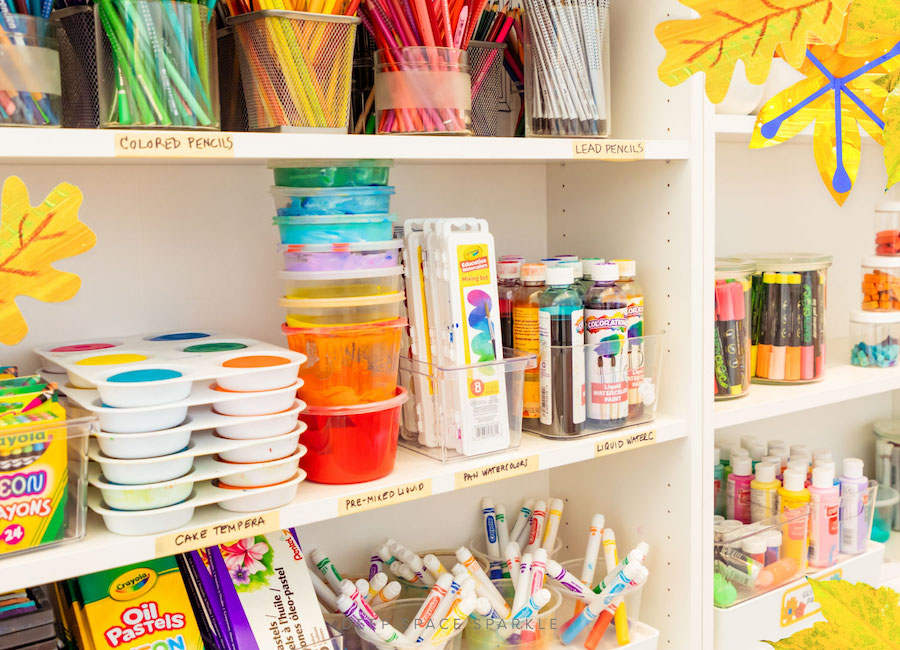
[0,15,62,127]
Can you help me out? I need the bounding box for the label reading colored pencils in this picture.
[571,140,646,161]
[594,429,656,457]
[339,479,433,515]
[155,512,279,556]
[454,455,538,489]
[114,132,235,158]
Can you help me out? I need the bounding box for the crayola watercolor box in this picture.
[0,375,94,557]
[74,557,205,650]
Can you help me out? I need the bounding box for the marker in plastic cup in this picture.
[366,573,388,603]
[312,549,343,592]
[542,498,564,550]
[456,546,512,618]
[424,554,449,580]
[525,500,548,554]
[510,499,535,545]
[405,573,452,637]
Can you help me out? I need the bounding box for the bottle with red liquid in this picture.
[497,260,521,349]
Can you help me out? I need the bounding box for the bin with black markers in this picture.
[714,258,752,400]
[746,253,832,384]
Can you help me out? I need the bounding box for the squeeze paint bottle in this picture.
[808,465,840,568]
[613,259,645,417]
[714,448,725,517]
[538,265,586,434]
[514,263,546,425]
[777,469,810,566]
[726,457,753,524]
[839,458,870,555]
[498,260,521,349]
[584,263,628,425]
[750,462,780,523]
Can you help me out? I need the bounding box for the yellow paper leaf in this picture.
[767,578,900,649]
[0,177,95,345]
[655,0,853,103]
[838,0,900,58]
[813,109,859,205]
[880,69,900,189]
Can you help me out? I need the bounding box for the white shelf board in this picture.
[0,416,685,591]
[0,129,690,163]
[714,341,900,428]
[715,113,878,146]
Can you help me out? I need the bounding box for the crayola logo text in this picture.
[1,430,48,449]
[110,568,158,601]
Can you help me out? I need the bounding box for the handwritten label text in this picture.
[339,479,432,515]
[594,429,656,458]
[155,512,278,556]
[115,133,235,158]
[455,455,538,489]
[571,140,646,161]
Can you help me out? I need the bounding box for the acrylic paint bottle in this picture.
[748,442,767,471]
[497,260,521,349]
[839,458,870,555]
[584,263,628,425]
[808,465,840,568]
[538,265,586,434]
[726,457,753,524]
[750,462,780,523]
[714,448,725,517]
[777,469,811,566]
[513,263,546,426]
[613,259,645,418]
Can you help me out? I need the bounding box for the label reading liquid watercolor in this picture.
[584,307,627,420]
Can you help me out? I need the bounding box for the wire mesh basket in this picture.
[55,6,98,128]
[0,15,61,127]
[217,27,248,131]
[468,40,510,137]
[228,9,359,133]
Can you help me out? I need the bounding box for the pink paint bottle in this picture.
[808,465,840,568]
[726,457,753,524]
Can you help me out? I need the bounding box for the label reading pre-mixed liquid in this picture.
[584,307,627,420]
[537,309,585,426]
[514,305,541,418]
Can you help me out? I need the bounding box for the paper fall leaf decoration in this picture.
[766,578,900,649]
[838,0,900,58]
[750,43,900,204]
[0,177,95,345]
[655,0,853,103]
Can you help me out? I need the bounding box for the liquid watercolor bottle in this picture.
[726,457,753,524]
[839,458,870,555]
[538,265,586,434]
[498,260,521,349]
[808,465,840,568]
[580,258,604,294]
[778,469,811,566]
[750,462,780,522]
[513,263,546,426]
[714,448,725,517]
[613,259,645,418]
[584,263,628,425]
[558,260,586,298]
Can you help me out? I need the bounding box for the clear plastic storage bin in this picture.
[874,418,900,532]
[399,351,535,461]
[270,159,392,187]
[281,293,405,327]
[279,267,404,299]
[357,598,467,650]
[875,202,900,255]
[715,258,753,400]
[278,240,402,272]
[849,310,900,367]
[274,214,399,244]
[465,579,562,650]
[861,255,900,311]
[270,186,395,216]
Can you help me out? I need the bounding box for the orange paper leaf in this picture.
[0,177,95,345]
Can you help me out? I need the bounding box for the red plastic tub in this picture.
[299,388,408,484]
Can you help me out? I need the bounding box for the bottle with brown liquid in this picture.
[513,263,546,425]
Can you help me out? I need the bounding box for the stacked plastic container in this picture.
[271,159,409,485]
[852,203,900,367]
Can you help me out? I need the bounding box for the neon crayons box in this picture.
[0,377,95,557]
[73,556,205,650]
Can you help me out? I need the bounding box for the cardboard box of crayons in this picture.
[0,376,94,557]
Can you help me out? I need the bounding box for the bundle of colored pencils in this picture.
[0,0,59,125]
[469,0,523,133]
[361,0,489,133]
[217,0,359,17]
[95,0,217,128]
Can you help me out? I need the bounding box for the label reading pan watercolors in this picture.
[594,429,656,458]
[154,511,279,556]
[114,133,235,158]
[571,140,646,161]
[338,479,433,515]
[454,455,538,489]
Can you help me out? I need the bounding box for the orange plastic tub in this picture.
[283,318,406,406]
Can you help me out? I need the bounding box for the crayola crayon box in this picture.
[0,376,94,557]
[74,557,205,650]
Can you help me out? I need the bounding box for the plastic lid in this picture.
[520,263,546,282]
[742,535,766,555]
[817,460,836,477]
[787,458,809,473]
[790,444,811,457]
[744,253,832,272]
[279,291,405,308]
[270,185,396,197]
[755,462,776,483]
[875,201,900,213]
[782,470,806,492]
[812,466,834,489]
[731,457,752,476]
[715,257,754,276]
[741,435,760,449]
[762,455,781,467]
[863,254,900,269]
[843,458,865,479]
[731,447,750,458]
[302,387,409,415]
[277,266,403,281]
[591,262,619,282]
[812,449,832,463]
[559,260,583,278]
[273,213,398,225]
[268,159,392,169]
[748,442,767,462]
[546,266,575,285]
[540,258,561,266]
[555,255,579,262]
[498,261,521,280]
[874,419,900,441]
[612,259,636,278]
[850,310,900,324]
[714,447,721,465]
[278,239,402,254]
[767,439,786,452]
[500,255,525,262]
[765,530,783,546]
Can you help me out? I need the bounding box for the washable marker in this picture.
[561,563,646,644]
[525,500,547,554]
[341,579,376,619]
[584,596,626,650]
[509,499,535,545]
[336,594,379,643]
[504,541,521,580]
[376,543,395,567]
[405,573,452,637]
[355,578,370,605]
[542,498,564,550]
[369,552,384,579]
[424,554,449,580]
[785,273,802,380]
[375,581,401,604]
[312,549,343,592]
[395,563,421,584]
[529,548,548,597]
[422,576,466,642]
[512,552,533,616]
[496,504,510,577]
[456,546,511,618]
[399,549,434,585]
[800,271,816,379]
[591,542,650,594]
[430,596,476,643]
[512,588,551,619]
[574,514,604,616]
[601,529,630,645]
[366,573,388,603]
[482,498,503,579]
[546,559,595,601]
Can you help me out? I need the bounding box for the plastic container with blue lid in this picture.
[273,213,399,244]
[269,159,392,187]
[270,185,395,215]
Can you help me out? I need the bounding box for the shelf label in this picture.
[571,140,646,161]
[454,455,538,489]
[154,512,279,557]
[338,479,433,516]
[594,429,657,458]
[114,133,235,158]
[780,569,841,627]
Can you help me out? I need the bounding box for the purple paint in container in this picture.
[279,240,403,272]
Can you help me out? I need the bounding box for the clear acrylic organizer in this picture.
[399,350,535,462]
